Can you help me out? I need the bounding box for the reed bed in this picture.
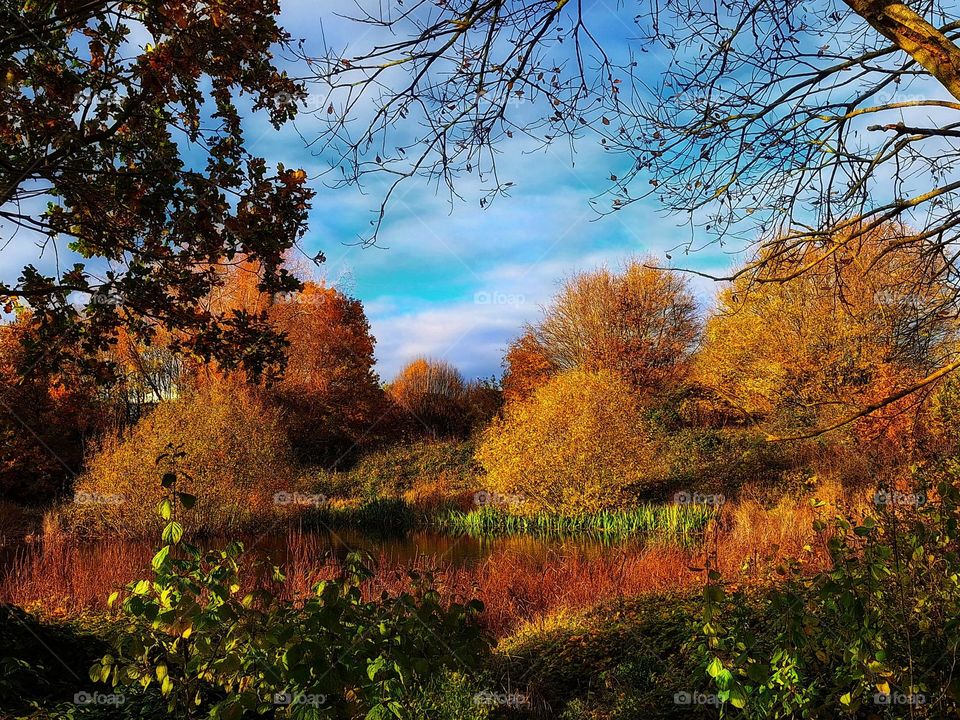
[433,503,717,540]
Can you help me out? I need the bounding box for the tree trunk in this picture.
[846,0,960,101]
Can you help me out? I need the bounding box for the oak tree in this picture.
[1,1,313,379]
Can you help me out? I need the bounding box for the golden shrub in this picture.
[63,381,298,536]
[475,369,654,513]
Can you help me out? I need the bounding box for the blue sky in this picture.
[249,0,739,380]
[4,2,949,381]
[0,1,744,382]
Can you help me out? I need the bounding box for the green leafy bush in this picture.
[91,463,489,719]
[699,459,960,717]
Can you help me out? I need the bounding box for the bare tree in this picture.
[311,0,960,429]
[388,357,468,436]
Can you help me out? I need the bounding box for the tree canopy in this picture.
[1,1,313,379]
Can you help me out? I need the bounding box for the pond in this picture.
[0,527,702,636]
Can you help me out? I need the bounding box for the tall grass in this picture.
[434,503,717,540]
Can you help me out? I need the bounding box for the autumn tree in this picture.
[0,317,104,503]
[97,327,190,427]
[696,225,958,444]
[510,262,700,399]
[388,358,470,437]
[502,329,558,404]
[1,1,313,380]
[200,262,385,463]
[269,283,385,465]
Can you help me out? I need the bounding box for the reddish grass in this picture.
[0,496,834,636]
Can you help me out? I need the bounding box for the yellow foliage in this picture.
[476,369,654,513]
[695,224,955,436]
[63,381,297,536]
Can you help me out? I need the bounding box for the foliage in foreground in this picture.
[495,597,708,719]
[702,459,960,718]
[88,465,488,719]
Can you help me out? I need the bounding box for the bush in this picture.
[387,358,470,438]
[700,458,960,717]
[476,369,656,513]
[61,382,297,537]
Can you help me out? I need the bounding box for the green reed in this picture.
[433,503,717,540]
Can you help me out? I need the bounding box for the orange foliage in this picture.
[202,262,385,462]
[696,224,956,444]
[0,318,104,504]
[477,369,656,513]
[502,330,557,404]
[269,282,384,463]
[64,380,297,537]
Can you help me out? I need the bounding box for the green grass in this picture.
[432,503,717,540]
[306,497,416,533]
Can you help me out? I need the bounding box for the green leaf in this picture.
[706,656,725,678]
[158,498,173,521]
[161,472,176,489]
[368,655,387,681]
[729,684,748,709]
[107,591,119,608]
[162,521,184,545]
[152,546,170,571]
